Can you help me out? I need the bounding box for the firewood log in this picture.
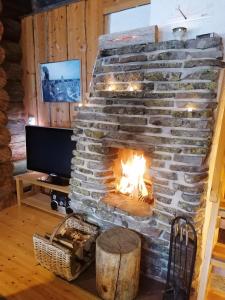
[0,161,13,174]
[0,67,7,88]
[0,46,5,64]
[2,18,21,42]
[1,40,22,63]
[5,80,24,102]
[0,110,7,126]
[0,146,11,163]
[0,21,4,42]
[96,227,141,300]
[2,61,22,81]
[0,126,10,145]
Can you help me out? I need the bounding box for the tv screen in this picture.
[26,126,76,180]
[40,59,81,103]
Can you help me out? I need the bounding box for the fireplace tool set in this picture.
[163,216,197,300]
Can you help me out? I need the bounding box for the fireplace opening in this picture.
[102,149,154,217]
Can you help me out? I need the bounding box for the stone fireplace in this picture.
[70,27,224,281]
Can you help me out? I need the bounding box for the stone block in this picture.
[118,116,147,125]
[170,164,207,173]
[149,116,212,129]
[153,153,172,160]
[144,99,174,107]
[173,183,205,193]
[73,186,90,197]
[145,92,176,99]
[184,173,208,184]
[184,37,222,49]
[74,166,93,175]
[148,50,187,61]
[86,161,112,171]
[178,201,202,213]
[156,170,178,180]
[154,194,172,205]
[174,154,204,165]
[184,59,225,68]
[103,106,145,115]
[172,110,213,119]
[182,69,220,81]
[119,125,161,134]
[156,146,182,153]
[145,71,182,81]
[181,193,202,202]
[94,170,114,177]
[151,160,165,168]
[175,91,216,100]
[146,108,172,115]
[171,129,211,139]
[88,144,113,155]
[153,184,176,196]
[120,54,147,63]
[157,82,218,92]
[84,129,106,139]
[183,147,208,155]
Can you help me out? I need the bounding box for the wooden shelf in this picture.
[16,171,69,217]
[21,193,65,217]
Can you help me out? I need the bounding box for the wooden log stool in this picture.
[96,227,141,300]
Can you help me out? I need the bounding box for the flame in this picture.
[117,154,148,200]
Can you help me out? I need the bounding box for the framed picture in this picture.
[40,59,81,103]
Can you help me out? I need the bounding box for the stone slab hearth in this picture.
[69,27,225,281]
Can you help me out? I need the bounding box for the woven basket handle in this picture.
[49,213,83,244]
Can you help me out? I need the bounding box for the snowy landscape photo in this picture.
[41,60,81,102]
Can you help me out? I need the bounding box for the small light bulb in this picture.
[78,103,83,107]
[28,116,36,125]
[187,107,193,112]
[128,85,134,92]
[108,85,115,91]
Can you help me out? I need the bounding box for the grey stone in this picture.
[171,129,211,138]
[170,164,207,173]
[120,54,148,63]
[157,82,218,92]
[144,99,174,107]
[182,193,203,203]
[174,154,204,165]
[184,173,208,184]
[184,37,222,49]
[184,59,225,68]
[173,183,206,193]
[154,194,172,205]
[144,71,182,81]
[118,116,147,125]
[149,116,212,129]
[119,125,161,134]
[153,184,176,196]
[103,106,145,115]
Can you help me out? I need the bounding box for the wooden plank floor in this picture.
[0,205,99,300]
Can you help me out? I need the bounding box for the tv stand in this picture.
[37,174,69,186]
[16,171,69,217]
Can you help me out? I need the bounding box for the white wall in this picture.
[150,0,225,41]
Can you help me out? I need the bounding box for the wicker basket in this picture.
[33,213,99,281]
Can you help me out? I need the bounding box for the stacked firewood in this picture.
[0,13,14,210]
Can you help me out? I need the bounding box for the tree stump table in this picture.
[96,227,141,300]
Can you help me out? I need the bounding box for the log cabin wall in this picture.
[21,0,150,128]
[1,0,31,164]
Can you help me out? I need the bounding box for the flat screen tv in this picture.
[26,126,76,186]
[40,59,81,103]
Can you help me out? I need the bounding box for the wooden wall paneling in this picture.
[103,0,150,14]
[67,1,86,123]
[86,0,104,92]
[48,6,70,128]
[21,16,37,123]
[33,12,50,126]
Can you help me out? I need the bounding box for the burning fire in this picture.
[117,154,149,201]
